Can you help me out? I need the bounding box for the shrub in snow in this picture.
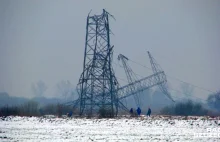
[160,100,208,116]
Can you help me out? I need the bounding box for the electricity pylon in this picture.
[147,51,174,102]
[117,52,174,108]
[68,10,174,117]
[76,9,119,117]
[118,54,142,107]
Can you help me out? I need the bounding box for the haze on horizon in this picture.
[0,0,219,101]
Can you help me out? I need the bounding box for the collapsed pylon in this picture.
[76,9,119,117]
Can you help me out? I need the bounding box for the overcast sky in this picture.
[0,0,219,99]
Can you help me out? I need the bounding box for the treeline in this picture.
[160,100,210,116]
[1,100,219,117]
[0,101,74,117]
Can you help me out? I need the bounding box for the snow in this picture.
[0,115,219,141]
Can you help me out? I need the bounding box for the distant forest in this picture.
[0,90,219,117]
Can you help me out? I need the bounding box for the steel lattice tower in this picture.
[77,9,119,117]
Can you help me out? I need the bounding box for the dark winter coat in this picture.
[130,108,133,114]
[137,107,141,115]
[147,108,151,116]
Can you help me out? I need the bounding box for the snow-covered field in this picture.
[0,115,219,142]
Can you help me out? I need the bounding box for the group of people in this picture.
[129,107,151,117]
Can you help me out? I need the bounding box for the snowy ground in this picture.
[0,115,220,142]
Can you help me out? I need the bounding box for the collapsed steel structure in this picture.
[68,9,174,117]
[76,9,119,116]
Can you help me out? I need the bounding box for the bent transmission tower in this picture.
[147,51,174,102]
[70,10,174,117]
[118,54,142,107]
[77,9,119,117]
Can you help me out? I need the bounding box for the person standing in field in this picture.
[129,108,134,117]
[137,107,141,116]
[147,107,151,117]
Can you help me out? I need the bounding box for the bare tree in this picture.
[207,91,220,112]
[180,82,194,97]
[31,80,47,97]
[56,80,75,101]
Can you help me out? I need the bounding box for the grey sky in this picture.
[0,0,219,99]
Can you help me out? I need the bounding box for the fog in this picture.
[0,0,219,102]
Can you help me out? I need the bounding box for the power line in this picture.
[168,86,208,103]
[116,78,208,106]
[128,59,152,71]
[115,54,215,94]
[112,51,214,103]
[112,61,145,79]
[166,75,215,94]
[146,51,216,94]
[171,96,208,106]
[116,76,128,83]
[117,72,208,104]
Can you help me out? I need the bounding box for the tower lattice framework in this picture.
[77,9,119,117]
